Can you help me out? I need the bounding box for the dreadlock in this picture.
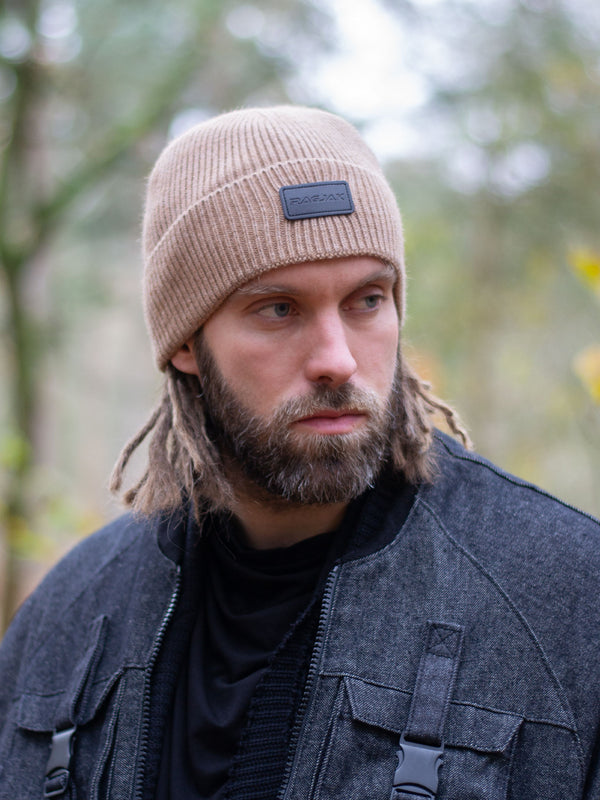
[388,354,471,485]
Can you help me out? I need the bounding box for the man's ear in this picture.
[171,340,200,376]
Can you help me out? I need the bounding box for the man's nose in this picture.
[303,314,358,388]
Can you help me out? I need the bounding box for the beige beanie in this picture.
[142,105,405,370]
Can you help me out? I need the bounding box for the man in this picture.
[0,106,599,800]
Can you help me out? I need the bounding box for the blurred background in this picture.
[0,0,599,632]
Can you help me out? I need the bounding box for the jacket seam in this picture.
[15,665,148,702]
[418,496,585,778]
[319,671,578,732]
[330,490,426,571]
[433,432,600,526]
[317,479,587,775]
[22,525,170,669]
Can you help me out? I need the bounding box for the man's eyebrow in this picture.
[354,266,396,289]
[235,264,396,298]
[235,282,300,297]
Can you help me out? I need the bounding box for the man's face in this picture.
[194,256,400,504]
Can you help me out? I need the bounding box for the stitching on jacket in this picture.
[318,671,578,732]
[418,497,585,778]
[22,516,171,669]
[433,431,600,527]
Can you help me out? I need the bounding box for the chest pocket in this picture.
[6,615,121,800]
[312,676,521,800]
[312,621,521,800]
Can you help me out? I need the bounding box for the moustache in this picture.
[273,384,385,425]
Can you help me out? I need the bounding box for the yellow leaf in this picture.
[574,344,600,404]
[568,248,600,299]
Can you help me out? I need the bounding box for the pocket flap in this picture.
[16,673,118,732]
[344,676,521,754]
[16,614,117,731]
[16,691,64,732]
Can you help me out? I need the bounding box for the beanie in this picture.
[142,105,405,370]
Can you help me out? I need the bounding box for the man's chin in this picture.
[245,454,383,507]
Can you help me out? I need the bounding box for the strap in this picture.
[390,621,464,800]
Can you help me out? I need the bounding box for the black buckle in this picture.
[44,727,76,798]
[390,734,444,799]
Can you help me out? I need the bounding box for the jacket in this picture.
[1,432,599,799]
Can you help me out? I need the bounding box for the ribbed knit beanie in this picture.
[142,105,405,370]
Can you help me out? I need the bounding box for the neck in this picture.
[229,491,348,550]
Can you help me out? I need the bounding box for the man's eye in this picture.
[259,302,292,318]
[358,294,383,310]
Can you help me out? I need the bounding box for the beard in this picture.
[194,337,396,506]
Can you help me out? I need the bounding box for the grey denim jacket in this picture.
[1,433,599,799]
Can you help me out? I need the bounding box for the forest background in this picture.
[0,0,599,632]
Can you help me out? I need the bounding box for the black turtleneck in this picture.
[150,471,416,800]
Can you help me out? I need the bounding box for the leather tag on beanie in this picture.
[279,180,354,220]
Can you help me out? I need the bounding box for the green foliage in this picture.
[383,0,600,513]
[574,345,600,404]
[0,428,30,472]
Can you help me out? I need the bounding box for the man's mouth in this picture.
[292,409,368,435]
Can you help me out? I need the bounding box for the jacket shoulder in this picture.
[0,512,171,679]
[24,512,160,612]
[422,432,600,723]
[423,431,600,671]
[429,430,600,542]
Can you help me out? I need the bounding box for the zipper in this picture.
[278,563,340,800]
[133,565,182,800]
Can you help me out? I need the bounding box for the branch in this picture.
[34,40,209,237]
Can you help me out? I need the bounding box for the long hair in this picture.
[110,340,471,520]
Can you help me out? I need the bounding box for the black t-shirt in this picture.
[156,518,335,799]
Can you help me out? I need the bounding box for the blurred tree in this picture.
[379,0,600,513]
[0,0,332,629]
